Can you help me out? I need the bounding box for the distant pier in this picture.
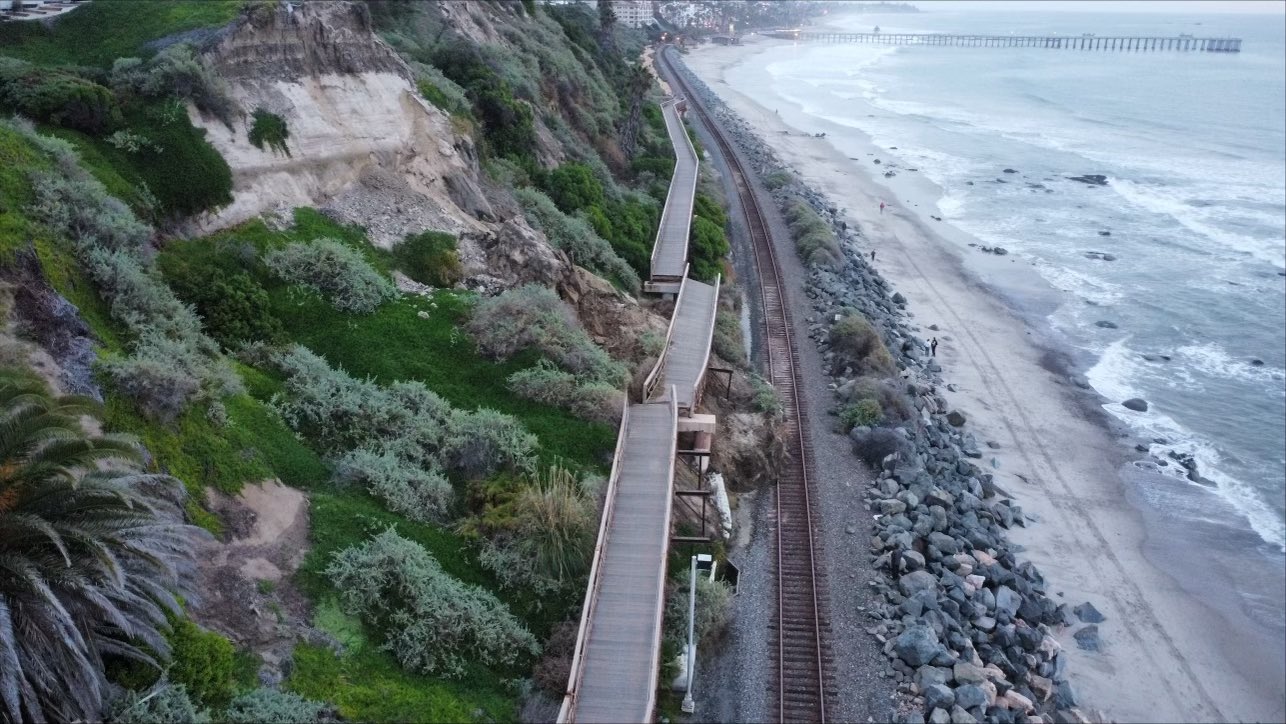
[765,30,1242,52]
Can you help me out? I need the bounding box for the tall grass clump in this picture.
[264,238,396,314]
[327,528,539,678]
[829,312,895,377]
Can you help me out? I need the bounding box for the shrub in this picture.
[749,374,782,416]
[829,312,895,376]
[507,360,623,424]
[223,688,328,724]
[514,187,640,292]
[336,447,453,523]
[29,169,150,253]
[850,427,908,468]
[763,170,793,190]
[544,162,605,213]
[663,575,734,653]
[264,238,396,314]
[116,44,236,127]
[840,398,883,431]
[785,200,842,269]
[168,266,286,348]
[468,284,628,387]
[689,215,728,281]
[248,108,290,156]
[327,528,539,678]
[412,61,471,116]
[445,407,538,479]
[0,58,122,133]
[393,230,462,288]
[109,685,211,724]
[167,619,237,709]
[119,98,234,217]
[847,375,915,424]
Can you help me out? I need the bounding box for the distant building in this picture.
[611,0,654,28]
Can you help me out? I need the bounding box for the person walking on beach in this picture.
[870,250,876,261]
[931,337,938,357]
[879,200,886,214]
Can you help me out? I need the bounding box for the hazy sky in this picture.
[912,1,1286,13]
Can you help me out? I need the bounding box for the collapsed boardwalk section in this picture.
[559,399,679,724]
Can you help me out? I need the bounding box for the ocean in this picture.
[724,8,1286,554]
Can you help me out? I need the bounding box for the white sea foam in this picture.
[1028,259,1123,306]
[1174,343,1286,391]
[1087,339,1286,551]
[1111,179,1286,269]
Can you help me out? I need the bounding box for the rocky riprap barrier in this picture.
[672,58,1098,724]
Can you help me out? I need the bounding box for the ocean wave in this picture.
[1174,343,1286,390]
[1028,259,1124,306]
[1087,339,1286,551]
[1110,179,1286,269]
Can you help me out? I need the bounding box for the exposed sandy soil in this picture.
[192,480,319,685]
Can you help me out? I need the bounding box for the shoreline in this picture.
[682,37,1285,723]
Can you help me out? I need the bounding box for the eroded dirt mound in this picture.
[193,480,328,686]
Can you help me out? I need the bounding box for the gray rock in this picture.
[1073,624,1101,651]
[953,662,986,685]
[929,532,960,555]
[916,665,953,689]
[928,708,952,724]
[954,684,988,709]
[995,585,1021,617]
[892,292,907,305]
[949,704,978,723]
[1053,679,1079,709]
[1072,602,1105,623]
[924,683,955,711]
[1094,320,1118,329]
[1122,398,1149,412]
[894,625,941,666]
[946,409,967,427]
[899,570,939,597]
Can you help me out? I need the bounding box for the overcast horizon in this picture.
[907,1,1286,14]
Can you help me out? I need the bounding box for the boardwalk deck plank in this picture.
[651,100,698,281]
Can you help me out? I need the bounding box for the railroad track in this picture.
[657,46,835,723]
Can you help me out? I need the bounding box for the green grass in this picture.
[0,0,242,67]
[288,643,515,723]
[0,123,49,260]
[159,209,616,469]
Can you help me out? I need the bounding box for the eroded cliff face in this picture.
[187,1,566,289]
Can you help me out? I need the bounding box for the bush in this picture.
[785,200,842,269]
[846,375,915,424]
[829,312,895,376]
[29,169,150,253]
[468,284,627,387]
[514,187,639,292]
[0,59,122,134]
[850,427,908,468]
[763,170,793,190]
[223,688,328,724]
[168,265,286,348]
[663,575,734,653]
[108,685,211,724]
[248,108,290,156]
[167,619,237,709]
[445,407,538,480]
[327,528,539,678]
[412,61,471,116]
[507,360,623,424]
[689,215,728,282]
[749,374,781,416]
[336,447,453,523]
[114,44,236,127]
[393,230,462,288]
[840,398,883,431]
[264,238,396,314]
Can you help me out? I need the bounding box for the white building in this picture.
[611,0,654,28]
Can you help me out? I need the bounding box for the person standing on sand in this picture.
[870,250,876,261]
[931,337,938,357]
[880,200,886,214]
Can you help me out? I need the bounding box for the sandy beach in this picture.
[683,37,1285,723]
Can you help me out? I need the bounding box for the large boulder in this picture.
[894,625,941,667]
[1121,398,1148,412]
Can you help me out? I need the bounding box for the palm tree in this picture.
[0,374,199,723]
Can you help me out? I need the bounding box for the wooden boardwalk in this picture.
[649,98,699,286]
[644,275,721,413]
[560,400,678,724]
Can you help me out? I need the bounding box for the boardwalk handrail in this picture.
[768,30,1242,52]
[690,273,721,410]
[557,392,679,724]
[642,264,691,402]
[558,398,632,724]
[649,97,699,278]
